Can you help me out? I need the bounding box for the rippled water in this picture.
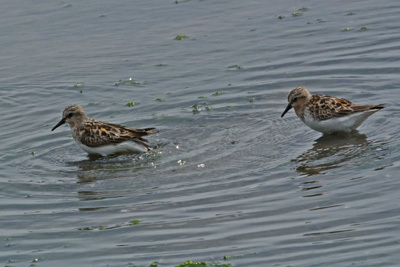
[1,0,400,266]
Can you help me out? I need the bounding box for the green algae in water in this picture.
[277,15,285,19]
[115,78,145,86]
[150,262,159,267]
[343,27,352,31]
[360,26,368,30]
[192,104,201,114]
[129,219,140,225]
[127,101,136,107]
[156,98,164,102]
[249,97,255,103]
[292,11,302,17]
[74,83,84,88]
[227,64,242,69]
[213,91,224,96]
[175,34,188,40]
[298,7,310,12]
[175,260,231,267]
[205,106,212,111]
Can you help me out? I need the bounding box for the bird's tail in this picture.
[370,103,385,110]
[353,103,385,112]
[133,128,158,150]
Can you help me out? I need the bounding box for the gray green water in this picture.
[1,0,400,266]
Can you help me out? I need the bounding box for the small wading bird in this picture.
[51,105,157,156]
[281,87,385,134]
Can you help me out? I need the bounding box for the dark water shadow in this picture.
[293,131,371,177]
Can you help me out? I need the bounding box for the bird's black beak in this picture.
[51,118,66,131]
[281,104,292,118]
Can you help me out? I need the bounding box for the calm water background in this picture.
[1,0,400,266]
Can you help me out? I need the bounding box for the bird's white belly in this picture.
[76,141,148,156]
[303,111,377,134]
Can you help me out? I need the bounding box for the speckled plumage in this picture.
[281,87,384,134]
[52,105,157,156]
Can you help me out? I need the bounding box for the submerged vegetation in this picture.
[213,91,224,96]
[115,78,146,86]
[79,219,141,231]
[227,65,242,70]
[292,11,302,17]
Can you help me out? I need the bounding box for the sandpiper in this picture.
[281,87,384,134]
[51,105,157,156]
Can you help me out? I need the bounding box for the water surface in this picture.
[1,0,400,266]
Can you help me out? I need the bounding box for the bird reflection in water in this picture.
[294,131,370,177]
[294,131,372,198]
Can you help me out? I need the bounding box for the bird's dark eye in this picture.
[293,97,298,102]
[67,113,73,118]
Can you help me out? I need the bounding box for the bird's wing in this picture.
[309,95,355,120]
[78,120,157,148]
